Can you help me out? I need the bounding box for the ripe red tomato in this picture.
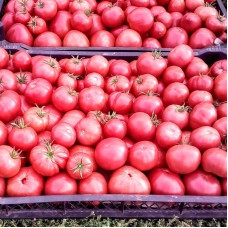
[91,30,115,47]
[44,105,62,131]
[87,14,106,37]
[25,78,53,105]
[116,29,142,47]
[128,112,157,141]
[213,117,227,142]
[156,12,172,29]
[108,166,151,194]
[27,16,48,35]
[149,168,185,195]
[163,82,189,106]
[6,166,44,197]
[216,103,227,119]
[111,25,129,38]
[34,32,62,47]
[194,5,218,23]
[0,121,7,145]
[180,13,202,34]
[55,0,70,10]
[185,0,204,12]
[0,69,17,91]
[60,110,85,129]
[78,172,108,194]
[30,143,69,176]
[45,172,77,195]
[0,145,21,178]
[105,75,130,94]
[0,177,5,196]
[150,6,166,18]
[69,0,91,13]
[63,30,90,47]
[187,90,213,108]
[14,8,30,24]
[14,0,34,13]
[19,95,32,115]
[130,0,149,7]
[129,141,158,171]
[1,12,14,32]
[210,60,227,77]
[190,126,221,151]
[79,86,106,113]
[51,122,76,148]
[189,102,217,129]
[163,66,185,85]
[71,10,92,32]
[202,148,227,178]
[13,51,32,71]
[104,119,127,139]
[0,48,9,69]
[57,73,78,90]
[168,0,185,13]
[67,152,94,179]
[37,131,51,145]
[206,15,227,35]
[150,22,167,39]
[109,60,132,79]
[65,57,85,75]
[95,138,128,170]
[143,38,161,48]
[214,73,227,102]
[170,12,183,27]
[184,169,221,196]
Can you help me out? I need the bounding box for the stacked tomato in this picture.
[1,0,227,48]
[0,44,227,197]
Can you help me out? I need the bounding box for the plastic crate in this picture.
[0,45,227,219]
[0,0,226,51]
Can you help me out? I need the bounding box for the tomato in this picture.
[185,57,209,78]
[150,22,166,39]
[108,166,151,194]
[9,118,38,151]
[205,15,227,35]
[189,102,217,129]
[96,1,110,14]
[91,30,115,47]
[104,119,127,139]
[19,95,32,115]
[183,169,221,196]
[163,66,185,85]
[84,73,105,89]
[168,0,185,13]
[157,80,165,96]
[50,11,72,39]
[69,0,91,13]
[37,131,51,145]
[162,27,188,48]
[163,82,189,106]
[137,52,167,78]
[150,6,166,18]
[2,12,14,31]
[156,12,172,29]
[12,51,31,71]
[102,6,125,28]
[127,8,153,34]
[34,32,62,47]
[71,10,92,32]
[0,145,21,178]
[168,44,194,68]
[221,178,227,196]
[0,90,21,123]
[187,90,213,107]
[60,110,85,129]
[86,55,109,77]
[87,0,97,11]
[45,172,77,195]
[67,152,94,179]
[187,75,214,93]
[133,93,164,116]
[213,117,227,142]
[128,141,158,171]
[190,126,221,151]
[0,177,5,196]
[180,13,202,34]
[170,12,183,27]
[63,30,90,47]
[214,73,227,102]
[44,105,62,131]
[27,16,47,35]
[210,60,227,77]
[52,86,78,112]
[55,0,70,10]
[25,78,53,105]
[109,60,131,79]
[87,14,106,37]
[189,28,216,49]
[51,122,76,148]
[95,138,128,170]
[57,73,78,90]
[216,103,227,119]
[34,0,57,21]
[14,0,34,14]
[0,48,8,70]
[111,25,129,38]
[149,168,185,195]
[143,38,161,48]
[14,8,30,24]
[65,57,85,76]
[0,69,17,91]
[194,5,218,23]
[130,0,149,7]
[30,142,69,176]
[116,29,142,47]
[185,0,204,12]
[6,166,44,197]
[0,121,7,145]
[105,75,130,94]
[202,148,227,178]
[78,172,108,194]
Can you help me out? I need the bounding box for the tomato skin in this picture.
[30,143,69,176]
[213,117,227,142]
[0,90,21,123]
[163,82,189,106]
[217,103,227,119]
[27,16,47,36]
[150,6,166,18]
[87,14,106,38]
[194,5,218,23]
[187,75,213,93]
[60,110,85,129]
[51,122,76,148]
[57,73,77,90]
[0,48,9,70]
[25,78,53,106]
[150,22,166,39]
[108,166,151,194]
[67,152,94,179]
[189,102,217,129]
[0,145,21,178]
[78,172,108,194]
[130,0,149,7]
[166,145,201,174]
[0,69,17,91]
[181,131,191,144]
[55,0,70,10]
[163,66,185,85]
[127,7,154,34]
[1,12,14,32]
[69,0,91,14]
[116,29,142,47]
[19,95,32,115]
[221,178,227,196]
[128,112,156,141]
[45,172,77,195]
[185,0,204,12]
[0,121,7,145]
[190,126,221,151]
[143,38,161,48]
[52,86,78,112]
[111,25,129,38]
[156,12,172,29]
[104,119,127,139]
[6,23,33,46]
[79,86,106,113]
[63,30,90,47]
[91,30,115,47]
[65,58,85,76]
[214,73,227,102]
[149,168,185,195]
[202,148,227,178]
[210,60,227,77]
[6,166,44,197]
[129,141,158,171]
[168,0,185,13]
[187,90,213,108]
[44,105,62,131]
[183,169,221,196]
[180,13,202,34]
[13,51,32,71]
[34,32,62,47]
[161,27,188,48]
[37,131,51,145]
[109,60,132,79]
[95,138,128,170]
[170,12,183,27]
[0,177,5,196]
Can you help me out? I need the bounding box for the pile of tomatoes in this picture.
[0,44,227,197]
[1,0,227,48]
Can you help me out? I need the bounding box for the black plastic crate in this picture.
[0,0,226,51]
[0,45,227,219]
